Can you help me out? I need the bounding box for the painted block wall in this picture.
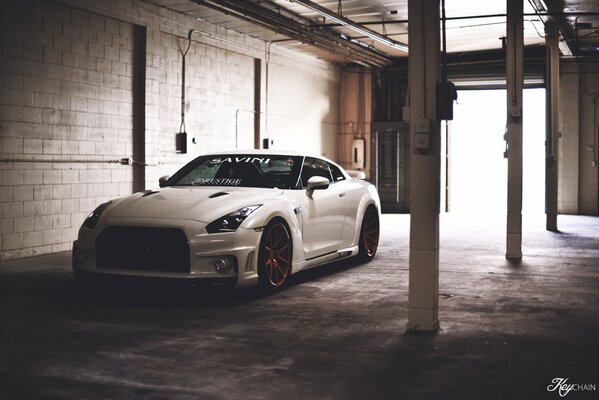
[0,0,340,260]
[576,63,599,215]
[559,62,599,215]
[559,64,580,214]
[0,0,135,259]
[141,6,340,189]
[265,60,340,160]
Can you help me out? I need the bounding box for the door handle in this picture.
[339,193,346,198]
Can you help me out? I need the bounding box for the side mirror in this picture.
[306,176,330,198]
[158,175,170,188]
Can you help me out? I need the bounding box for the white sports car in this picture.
[72,151,381,289]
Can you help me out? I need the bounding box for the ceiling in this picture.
[145,0,599,66]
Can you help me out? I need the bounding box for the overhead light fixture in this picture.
[291,0,408,53]
[559,41,572,56]
[530,0,547,12]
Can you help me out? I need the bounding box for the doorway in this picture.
[447,89,546,221]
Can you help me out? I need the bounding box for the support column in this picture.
[545,18,560,231]
[506,0,524,260]
[132,25,146,192]
[407,0,441,332]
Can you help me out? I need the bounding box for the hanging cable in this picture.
[180,29,199,135]
[265,42,273,139]
[593,95,598,168]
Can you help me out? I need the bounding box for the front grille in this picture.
[96,226,190,273]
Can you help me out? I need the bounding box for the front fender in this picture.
[241,198,305,268]
[351,184,381,246]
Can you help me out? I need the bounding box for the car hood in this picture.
[105,186,284,223]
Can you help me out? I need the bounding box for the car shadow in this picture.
[288,256,365,286]
[34,256,368,309]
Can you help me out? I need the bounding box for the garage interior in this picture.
[1,0,598,398]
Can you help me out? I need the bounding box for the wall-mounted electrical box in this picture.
[437,81,457,120]
[176,132,187,153]
[352,139,365,169]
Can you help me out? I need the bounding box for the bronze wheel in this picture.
[359,206,379,261]
[258,220,292,288]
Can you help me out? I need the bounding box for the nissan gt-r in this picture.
[72,151,381,289]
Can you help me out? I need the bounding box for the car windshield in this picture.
[166,154,303,189]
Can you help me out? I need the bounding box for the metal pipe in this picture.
[1,157,132,164]
[319,11,599,28]
[195,0,391,66]
[396,131,400,203]
[593,95,598,167]
[441,0,448,82]
[292,0,408,52]
[265,42,272,139]
[254,58,261,150]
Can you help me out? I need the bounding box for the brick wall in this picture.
[143,25,340,186]
[559,64,580,214]
[577,63,599,215]
[0,0,135,259]
[559,62,599,215]
[148,30,255,178]
[0,0,340,260]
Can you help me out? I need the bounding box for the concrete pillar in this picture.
[406,0,441,332]
[506,0,524,260]
[132,25,146,192]
[545,18,560,231]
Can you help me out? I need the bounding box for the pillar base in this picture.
[546,215,558,232]
[406,319,440,334]
[506,212,522,260]
[407,308,440,333]
[506,234,522,260]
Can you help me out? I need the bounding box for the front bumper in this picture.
[72,218,263,288]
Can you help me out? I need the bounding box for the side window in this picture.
[328,163,346,183]
[300,157,333,188]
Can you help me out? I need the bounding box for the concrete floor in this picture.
[0,214,598,400]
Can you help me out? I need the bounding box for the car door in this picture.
[299,157,347,260]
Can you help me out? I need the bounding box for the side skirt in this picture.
[293,246,359,272]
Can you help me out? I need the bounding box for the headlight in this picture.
[82,201,111,230]
[206,205,262,233]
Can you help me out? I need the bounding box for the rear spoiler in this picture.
[346,170,366,180]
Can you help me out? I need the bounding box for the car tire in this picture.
[358,205,380,262]
[257,219,292,289]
